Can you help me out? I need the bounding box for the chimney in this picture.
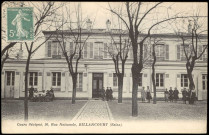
[86,18,92,31]
[188,20,192,34]
[106,19,111,32]
[17,43,23,59]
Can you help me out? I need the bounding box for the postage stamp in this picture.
[7,7,34,41]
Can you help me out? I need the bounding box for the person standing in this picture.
[168,87,174,102]
[173,87,179,103]
[102,87,106,101]
[164,88,169,102]
[146,86,152,103]
[106,87,109,101]
[141,87,146,103]
[182,88,187,104]
[109,87,113,101]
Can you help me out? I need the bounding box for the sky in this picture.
[1,2,208,59]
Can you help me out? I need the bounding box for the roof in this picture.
[42,29,208,39]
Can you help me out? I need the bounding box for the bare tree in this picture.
[174,17,207,103]
[54,3,93,104]
[20,2,64,121]
[106,30,130,103]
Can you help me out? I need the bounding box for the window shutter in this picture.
[84,42,88,59]
[90,42,93,58]
[45,41,48,57]
[177,45,180,60]
[198,45,203,61]
[165,45,169,60]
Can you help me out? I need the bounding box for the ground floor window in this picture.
[181,74,188,87]
[52,72,61,87]
[77,73,83,91]
[202,74,207,90]
[29,72,38,86]
[156,73,164,87]
[6,71,15,86]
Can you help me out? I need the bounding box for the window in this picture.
[202,45,208,61]
[52,72,61,87]
[77,73,83,91]
[94,43,103,59]
[113,73,117,87]
[181,74,188,87]
[138,73,143,87]
[48,41,52,57]
[51,42,64,58]
[104,43,108,59]
[202,74,207,90]
[156,44,165,60]
[156,73,164,87]
[177,45,191,61]
[6,71,15,86]
[29,72,38,86]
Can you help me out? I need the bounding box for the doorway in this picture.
[92,73,103,98]
[5,71,15,98]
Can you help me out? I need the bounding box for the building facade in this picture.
[1,28,208,100]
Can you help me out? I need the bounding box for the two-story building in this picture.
[1,21,208,100]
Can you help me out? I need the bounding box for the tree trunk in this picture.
[72,73,77,104]
[152,46,157,104]
[24,53,31,121]
[118,74,124,103]
[131,63,141,117]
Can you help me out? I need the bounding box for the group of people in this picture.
[141,86,152,103]
[164,87,197,104]
[29,86,55,102]
[164,87,179,102]
[101,87,113,101]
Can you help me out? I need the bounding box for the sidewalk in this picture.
[72,100,114,122]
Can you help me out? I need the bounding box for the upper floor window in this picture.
[199,45,208,61]
[94,42,103,59]
[155,44,169,60]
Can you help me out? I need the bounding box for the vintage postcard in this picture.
[1,1,207,134]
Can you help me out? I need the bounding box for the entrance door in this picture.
[5,71,15,98]
[92,73,103,98]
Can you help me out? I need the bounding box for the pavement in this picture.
[71,100,114,122]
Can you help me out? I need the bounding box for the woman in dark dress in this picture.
[168,87,174,102]
[146,86,152,103]
[173,87,179,103]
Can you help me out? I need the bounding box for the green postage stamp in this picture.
[7,7,34,41]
